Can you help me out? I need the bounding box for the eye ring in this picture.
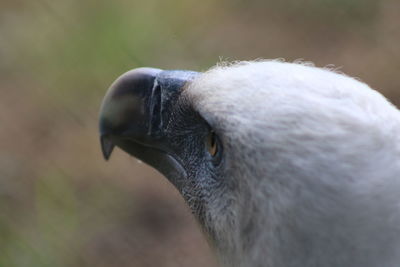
[206,130,219,157]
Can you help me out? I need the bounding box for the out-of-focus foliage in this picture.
[0,0,399,266]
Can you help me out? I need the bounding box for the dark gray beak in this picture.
[100,135,115,160]
[99,67,199,162]
[99,67,162,160]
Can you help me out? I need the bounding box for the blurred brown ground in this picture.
[0,0,399,266]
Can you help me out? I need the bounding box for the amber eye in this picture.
[206,131,218,157]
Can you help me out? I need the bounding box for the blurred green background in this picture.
[0,0,399,266]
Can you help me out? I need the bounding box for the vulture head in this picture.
[99,61,400,267]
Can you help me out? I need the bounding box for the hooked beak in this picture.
[100,135,114,160]
[98,67,198,162]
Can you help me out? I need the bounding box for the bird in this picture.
[99,60,400,267]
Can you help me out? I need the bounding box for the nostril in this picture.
[148,82,162,135]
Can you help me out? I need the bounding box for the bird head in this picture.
[99,61,400,267]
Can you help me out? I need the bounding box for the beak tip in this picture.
[100,135,115,161]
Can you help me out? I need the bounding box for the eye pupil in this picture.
[207,131,218,157]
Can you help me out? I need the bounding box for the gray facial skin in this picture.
[99,61,400,267]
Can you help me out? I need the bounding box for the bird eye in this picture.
[206,130,219,157]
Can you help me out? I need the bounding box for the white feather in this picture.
[185,60,400,267]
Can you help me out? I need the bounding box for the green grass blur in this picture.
[0,0,399,266]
